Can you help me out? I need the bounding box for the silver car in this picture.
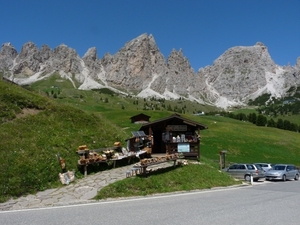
[265,164,299,181]
[254,163,272,172]
[224,163,265,182]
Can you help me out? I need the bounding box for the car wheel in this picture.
[294,174,299,181]
[244,174,251,182]
[282,175,286,182]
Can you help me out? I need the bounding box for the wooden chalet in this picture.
[138,114,207,160]
[130,113,151,123]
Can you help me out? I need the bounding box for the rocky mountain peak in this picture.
[12,42,40,76]
[195,42,285,107]
[82,47,99,70]
[100,52,112,68]
[255,41,265,46]
[50,44,82,73]
[165,48,195,95]
[167,48,192,70]
[125,33,149,48]
[0,34,299,109]
[0,42,18,70]
[296,57,300,68]
[83,47,97,61]
[103,33,168,93]
[38,45,53,61]
[53,44,78,58]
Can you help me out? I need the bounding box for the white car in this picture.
[254,163,272,172]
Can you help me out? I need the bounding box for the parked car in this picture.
[254,163,272,172]
[224,163,265,181]
[265,164,299,181]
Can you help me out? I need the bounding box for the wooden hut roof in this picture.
[139,113,208,130]
[130,113,151,119]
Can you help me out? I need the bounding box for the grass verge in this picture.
[94,158,241,200]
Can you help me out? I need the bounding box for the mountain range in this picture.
[0,33,299,109]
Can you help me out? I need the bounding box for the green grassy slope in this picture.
[39,83,300,166]
[1,77,300,202]
[95,159,241,200]
[192,115,300,165]
[0,80,128,202]
[233,108,300,126]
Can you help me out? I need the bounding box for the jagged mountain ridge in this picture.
[1,33,299,109]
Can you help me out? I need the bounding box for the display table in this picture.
[111,150,147,167]
[111,154,136,168]
[77,150,148,177]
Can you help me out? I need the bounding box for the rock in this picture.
[0,36,299,109]
[0,42,18,70]
[103,33,168,93]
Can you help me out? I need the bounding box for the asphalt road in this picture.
[1,180,299,225]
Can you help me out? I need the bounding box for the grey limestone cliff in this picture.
[0,42,18,71]
[0,35,299,109]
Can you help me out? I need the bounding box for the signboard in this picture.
[167,125,187,131]
[178,143,190,152]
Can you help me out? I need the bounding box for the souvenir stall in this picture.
[138,114,207,161]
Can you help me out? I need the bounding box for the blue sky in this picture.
[1,0,299,70]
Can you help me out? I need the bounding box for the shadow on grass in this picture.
[136,165,181,178]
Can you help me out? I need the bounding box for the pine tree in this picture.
[277,118,284,129]
[256,114,267,126]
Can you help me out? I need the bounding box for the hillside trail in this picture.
[0,161,174,211]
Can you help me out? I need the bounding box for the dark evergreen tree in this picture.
[283,120,291,130]
[256,114,267,126]
[277,118,284,129]
[248,113,257,124]
[237,113,247,121]
[267,118,276,127]
[290,123,298,132]
[228,113,235,119]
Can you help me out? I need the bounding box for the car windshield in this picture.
[273,165,286,170]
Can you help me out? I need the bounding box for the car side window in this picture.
[246,165,254,170]
[287,166,293,171]
[229,165,237,169]
[238,165,246,169]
